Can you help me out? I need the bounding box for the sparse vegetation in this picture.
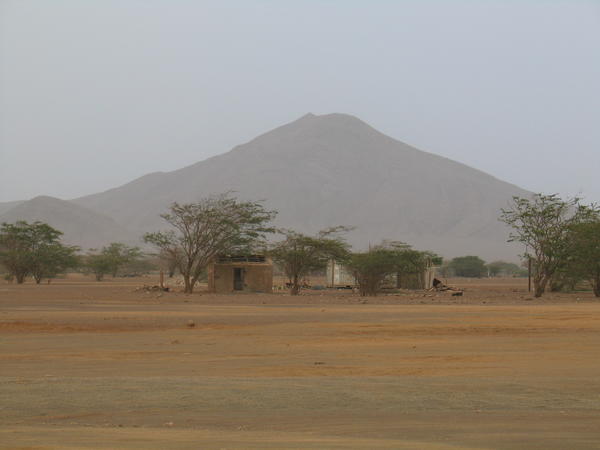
[0,221,79,284]
[270,227,350,295]
[447,255,487,278]
[144,194,276,293]
[500,193,598,297]
[84,250,114,281]
[347,242,438,296]
[486,260,527,278]
[84,243,143,281]
[553,220,600,296]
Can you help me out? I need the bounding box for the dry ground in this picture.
[1,275,600,449]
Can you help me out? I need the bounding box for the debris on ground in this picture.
[431,278,464,293]
[134,285,169,293]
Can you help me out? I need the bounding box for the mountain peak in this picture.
[72,113,528,259]
[294,112,366,126]
[29,195,63,204]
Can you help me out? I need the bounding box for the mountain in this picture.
[0,196,139,250]
[0,200,24,215]
[70,113,527,260]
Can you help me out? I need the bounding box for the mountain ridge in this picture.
[0,196,139,249]
[3,113,528,259]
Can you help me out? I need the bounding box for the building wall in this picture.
[326,259,356,287]
[326,260,437,290]
[208,262,273,293]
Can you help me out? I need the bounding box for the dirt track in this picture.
[1,276,600,449]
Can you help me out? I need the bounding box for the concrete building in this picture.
[326,259,437,290]
[391,265,437,290]
[326,259,356,288]
[207,255,273,293]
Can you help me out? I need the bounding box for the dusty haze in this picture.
[1,1,599,203]
[0,113,528,260]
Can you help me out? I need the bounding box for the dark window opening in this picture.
[233,268,244,290]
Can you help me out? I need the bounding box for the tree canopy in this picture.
[448,255,487,278]
[84,243,143,281]
[560,220,600,297]
[500,193,598,297]
[0,221,78,284]
[270,227,350,295]
[347,242,438,296]
[486,260,526,278]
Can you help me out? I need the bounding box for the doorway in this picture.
[233,268,244,291]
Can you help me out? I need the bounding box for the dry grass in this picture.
[1,275,599,449]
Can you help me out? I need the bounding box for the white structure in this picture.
[326,259,437,290]
[326,259,356,288]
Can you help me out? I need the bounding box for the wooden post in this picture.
[528,258,532,293]
[331,259,335,287]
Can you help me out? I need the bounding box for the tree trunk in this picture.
[533,276,548,298]
[290,274,300,295]
[15,273,26,284]
[95,273,104,281]
[183,275,193,294]
[358,276,379,297]
[593,278,600,298]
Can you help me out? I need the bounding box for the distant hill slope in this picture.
[0,196,139,250]
[72,113,528,260]
[0,200,24,215]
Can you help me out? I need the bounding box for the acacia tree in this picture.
[448,255,487,278]
[270,227,350,295]
[564,221,600,297]
[85,250,113,281]
[0,222,33,283]
[30,242,79,284]
[148,236,183,278]
[163,248,182,277]
[500,194,598,297]
[144,194,276,293]
[84,243,142,281]
[347,245,403,296]
[395,248,442,289]
[0,221,78,284]
[347,242,436,296]
[486,261,526,278]
[103,243,142,277]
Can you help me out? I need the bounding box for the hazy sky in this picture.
[1,0,599,203]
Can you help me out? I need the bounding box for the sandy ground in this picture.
[1,275,600,449]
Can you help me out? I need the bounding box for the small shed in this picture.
[326,259,357,288]
[207,255,273,293]
[391,265,437,290]
[326,259,438,290]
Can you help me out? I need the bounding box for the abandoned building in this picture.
[326,259,356,288]
[207,255,273,293]
[390,265,437,290]
[326,259,437,290]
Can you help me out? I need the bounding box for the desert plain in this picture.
[1,276,599,449]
